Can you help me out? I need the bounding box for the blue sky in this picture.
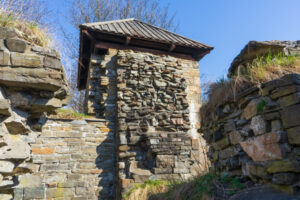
[47,0,300,81]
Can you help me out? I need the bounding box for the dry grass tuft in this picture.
[0,9,51,47]
[201,52,300,120]
[201,77,256,120]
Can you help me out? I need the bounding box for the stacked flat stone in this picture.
[84,48,207,198]
[115,50,205,197]
[201,73,300,195]
[0,27,69,199]
[10,119,115,200]
[145,132,203,176]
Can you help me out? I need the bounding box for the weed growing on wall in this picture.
[240,51,299,83]
[0,9,50,47]
[201,50,300,120]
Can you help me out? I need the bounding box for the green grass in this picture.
[124,180,172,200]
[52,108,92,119]
[238,51,298,83]
[124,172,245,200]
[254,51,297,69]
[191,172,244,199]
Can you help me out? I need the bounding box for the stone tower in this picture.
[77,18,213,198]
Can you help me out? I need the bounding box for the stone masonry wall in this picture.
[0,27,69,199]
[116,50,207,197]
[84,48,208,198]
[0,26,206,199]
[12,118,116,200]
[201,74,300,195]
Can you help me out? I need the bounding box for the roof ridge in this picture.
[133,19,213,49]
[81,18,135,27]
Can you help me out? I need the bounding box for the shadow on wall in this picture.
[95,126,116,200]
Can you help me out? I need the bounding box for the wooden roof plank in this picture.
[80,18,212,49]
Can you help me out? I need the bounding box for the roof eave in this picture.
[80,27,213,60]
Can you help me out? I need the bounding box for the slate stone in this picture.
[229,130,243,144]
[0,50,10,65]
[213,130,223,141]
[0,67,63,91]
[0,160,14,173]
[271,85,300,99]
[71,120,88,125]
[250,115,266,135]
[224,120,236,133]
[219,146,239,160]
[243,99,260,120]
[277,92,300,107]
[240,132,285,162]
[212,137,230,150]
[272,173,297,185]
[267,160,300,173]
[231,186,296,200]
[11,52,43,67]
[0,194,13,200]
[5,38,27,53]
[281,104,300,128]
[13,188,24,200]
[154,80,167,87]
[0,99,11,116]
[0,138,31,160]
[263,112,280,120]
[44,56,62,70]
[0,27,17,39]
[287,126,300,144]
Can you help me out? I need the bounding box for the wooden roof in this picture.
[77,19,213,89]
[80,18,212,50]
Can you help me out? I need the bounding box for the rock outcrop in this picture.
[0,27,68,199]
[228,40,300,77]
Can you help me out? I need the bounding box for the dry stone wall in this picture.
[201,74,300,195]
[0,27,69,199]
[84,48,208,198]
[0,26,207,199]
[12,118,116,200]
